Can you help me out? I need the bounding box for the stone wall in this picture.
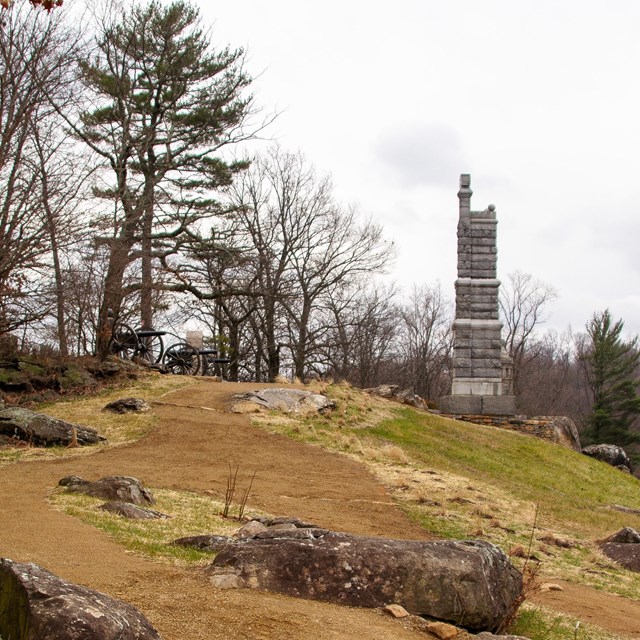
[439,414,581,451]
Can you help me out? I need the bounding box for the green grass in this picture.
[366,408,640,536]
[512,605,621,640]
[250,383,640,602]
[50,486,248,566]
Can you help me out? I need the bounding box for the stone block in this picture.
[439,395,483,414]
[471,349,501,359]
[469,311,500,320]
[470,245,497,254]
[472,368,503,378]
[469,228,496,239]
[482,396,517,416]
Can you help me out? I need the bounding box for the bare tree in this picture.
[499,270,558,396]
[515,328,588,418]
[0,4,82,340]
[398,283,453,401]
[322,282,399,387]
[222,147,394,381]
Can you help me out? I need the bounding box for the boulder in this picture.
[365,385,430,411]
[207,530,522,632]
[60,475,155,506]
[0,558,161,640]
[599,529,640,573]
[601,527,640,544]
[0,408,105,447]
[545,417,581,452]
[365,384,400,398]
[173,535,232,552]
[232,388,335,415]
[254,515,319,528]
[97,501,169,520]
[103,397,151,414]
[582,444,631,471]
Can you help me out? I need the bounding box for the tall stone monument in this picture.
[439,174,516,416]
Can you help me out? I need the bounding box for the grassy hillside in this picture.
[6,375,637,640]
[251,383,640,599]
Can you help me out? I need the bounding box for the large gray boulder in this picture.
[0,407,105,447]
[60,475,156,506]
[582,444,632,471]
[207,530,522,632]
[0,558,161,640]
[599,528,640,572]
[232,388,335,414]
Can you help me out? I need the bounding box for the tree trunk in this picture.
[96,241,133,359]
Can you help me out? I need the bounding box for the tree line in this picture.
[1,0,638,462]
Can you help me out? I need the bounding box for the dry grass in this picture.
[243,382,640,601]
[0,373,197,466]
[49,485,259,566]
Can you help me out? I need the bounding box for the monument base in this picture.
[439,394,516,416]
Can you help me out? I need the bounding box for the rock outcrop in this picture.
[103,397,151,414]
[207,530,522,632]
[173,535,232,552]
[59,475,155,506]
[365,384,430,411]
[0,558,161,640]
[582,444,632,472]
[231,388,335,415]
[599,528,640,572]
[0,408,105,447]
[544,416,581,451]
[97,501,169,519]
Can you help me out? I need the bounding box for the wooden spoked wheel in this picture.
[162,342,201,375]
[108,323,138,360]
[135,333,164,364]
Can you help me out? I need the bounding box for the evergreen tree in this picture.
[75,0,253,356]
[582,309,640,447]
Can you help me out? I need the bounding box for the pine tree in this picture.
[75,0,253,357]
[582,309,640,447]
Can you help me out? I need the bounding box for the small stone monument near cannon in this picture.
[440,174,516,416]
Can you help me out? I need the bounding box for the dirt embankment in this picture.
[1,381,639,639]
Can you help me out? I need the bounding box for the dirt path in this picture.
[1,381,639,639]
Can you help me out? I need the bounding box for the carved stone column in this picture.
[440,174,516,416]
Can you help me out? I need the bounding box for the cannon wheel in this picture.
[108,323,138,360]
[162,342,201,375]
[135,333,164,364]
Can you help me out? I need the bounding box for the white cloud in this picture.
[373,123,468,189]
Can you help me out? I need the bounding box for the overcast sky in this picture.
[195,0,640,337]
